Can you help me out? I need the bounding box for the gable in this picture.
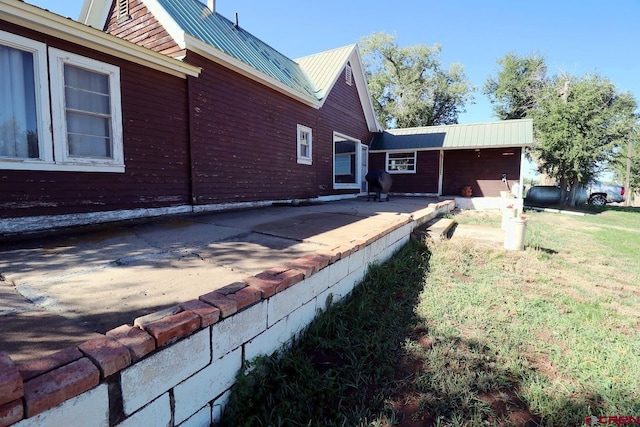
[104,0,184,58]
[297,45,380,132]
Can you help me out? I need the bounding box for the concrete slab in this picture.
[195,232,324,276]
[0,196,444,363]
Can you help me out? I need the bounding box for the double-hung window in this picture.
[386,151,417,173]
[297,124,312,165]
[0,30,123,172]
[49,48,124,171]
[0,31,52,166]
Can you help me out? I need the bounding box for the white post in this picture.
[207,0,215,12]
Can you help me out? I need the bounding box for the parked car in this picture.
[582,182,625,206]
[525,182,625,207]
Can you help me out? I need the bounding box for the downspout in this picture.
[438,149,444,196]
[187,75,197,208]
[518,147,525,198]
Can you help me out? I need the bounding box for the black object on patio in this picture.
[366,169,392,202]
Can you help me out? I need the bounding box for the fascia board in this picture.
[1,0,200,78]
[370,144,531,153]
[138,0,187,50]
[185,35,320,109]
[79,0,110,28]
[350,47,382,132]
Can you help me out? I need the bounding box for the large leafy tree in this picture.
[483,53,547,120]
[485,53,638,206]
[359,32,474,129]
[532,74,637,204]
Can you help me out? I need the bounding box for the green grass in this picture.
[222,242,431,427]
[221,206,640,427]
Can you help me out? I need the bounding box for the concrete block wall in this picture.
[1,201,454,427]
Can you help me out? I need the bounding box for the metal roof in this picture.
[370,119,534,151]
[156,0,319,99]
[296,45,355,100]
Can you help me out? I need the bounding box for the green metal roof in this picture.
[296,45,355,101]
[157,0,319,99]
[370,119,534,151]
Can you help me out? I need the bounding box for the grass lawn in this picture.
[221,206,640,427]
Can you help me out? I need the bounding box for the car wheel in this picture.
[589,194,607,206]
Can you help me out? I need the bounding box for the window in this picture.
[49,48,124,171]
[117,0,131,23]
[0,31,52,166]
[345,64,352,86]
[333,133,362,189]
[297,124,312,165]
[386,151,416,173]
[0,32,124,172]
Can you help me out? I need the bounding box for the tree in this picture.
[359,32,474,129]
[483,53,547,120]
[485,53,638,206]
[612,127,639,204]
[532,74,637,205]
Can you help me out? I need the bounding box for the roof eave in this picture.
[369,143,533,152]
[185,35,320,108]
[2,0,200,79]
[351,46,382,132]
[79,0,110,28]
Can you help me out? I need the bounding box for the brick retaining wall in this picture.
[0,201,454,427]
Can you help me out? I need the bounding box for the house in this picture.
[81,0,380,201]
[1,0,200,235]
[0,0,380,236]
[368,119,534,198]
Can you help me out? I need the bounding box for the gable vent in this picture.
[345,64,353,86]
[117,0,130,22]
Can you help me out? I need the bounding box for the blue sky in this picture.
[26,0,640,125]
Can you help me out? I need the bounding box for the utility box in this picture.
[504,217,527,251]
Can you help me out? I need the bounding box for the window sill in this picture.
[333,183,360,190]
[297,158,312,165]
[0,161,125,173]
[386,170,417,174]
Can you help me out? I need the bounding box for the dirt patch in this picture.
[478,389,539,427]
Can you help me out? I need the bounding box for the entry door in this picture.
[360,144,369,194]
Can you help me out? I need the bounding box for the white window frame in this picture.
[333,132,362,190]
[49,48,124,172]
[386,151,417,174]
[296,124,312,165]
[345,64,352,86]
[0,31,54,170]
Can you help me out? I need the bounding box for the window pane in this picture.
[334,139,356,183]
[64,65,110,114]
[65,87,110,114]
[0,45,39,158]
[64,65,113,159]
[66,112,111,158]
[64,65,109,94]
[388,153,415,171]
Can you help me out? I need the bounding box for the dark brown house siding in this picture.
[104,0,184,57]
[0,22,191,218]
[317,64,373,196]
[442,148,522,197]
[185,52,319,204]
[369,151,440,194]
